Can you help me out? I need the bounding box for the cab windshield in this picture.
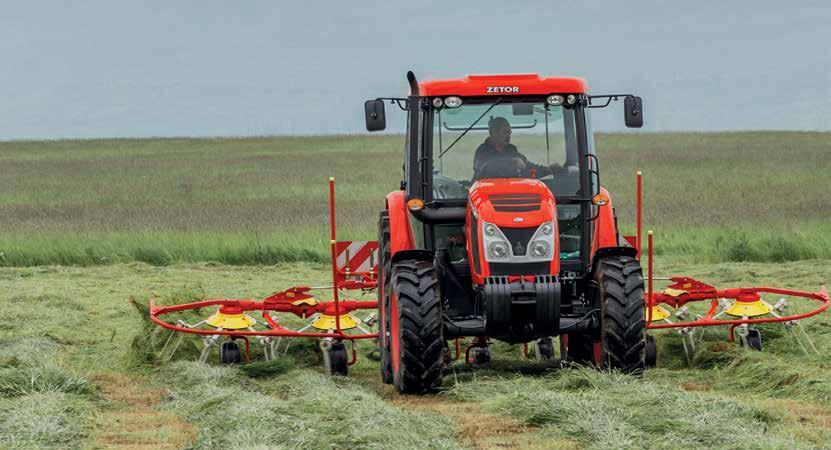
[431,99,580,200]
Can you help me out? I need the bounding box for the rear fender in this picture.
[386,191,416,258]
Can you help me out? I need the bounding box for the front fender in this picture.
[386,190,416,258]
[590,187,619,259]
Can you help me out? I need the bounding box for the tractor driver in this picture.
[472,116,563,180]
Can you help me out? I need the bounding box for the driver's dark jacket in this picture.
[472,137,552,180]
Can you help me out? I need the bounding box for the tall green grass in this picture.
[1,132,830,266]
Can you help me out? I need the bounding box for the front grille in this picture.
[490,194,541,212]
[489,262,550,276]
[500,226,537,256]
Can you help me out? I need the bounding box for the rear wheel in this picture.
[596,256,646,374]
[377,211,393,384]
[391,260,444,394]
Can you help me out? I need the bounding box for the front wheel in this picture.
[377,211,393,384]
[596,256,646,374]
[390,260,444,394]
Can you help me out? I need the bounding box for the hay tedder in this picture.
[150,71,828,392]
[149,178,380,375]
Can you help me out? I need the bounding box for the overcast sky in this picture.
[1,1,829,139]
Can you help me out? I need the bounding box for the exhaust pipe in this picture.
[407,71,419,96]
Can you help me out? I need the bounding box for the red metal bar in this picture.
[347,339,358,365]
[149,298,377,316]
[647,230,653,324]
[329,177,342,333]
[636,171,643,259]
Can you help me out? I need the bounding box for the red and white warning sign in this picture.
[334,241,378,280]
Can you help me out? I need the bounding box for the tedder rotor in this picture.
[149,178,379,375]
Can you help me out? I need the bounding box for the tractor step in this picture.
[444,316,485,338]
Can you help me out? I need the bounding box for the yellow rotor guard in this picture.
[663,287,687,297]
[725,299,772,318]
[291,297,318,306]
[206,311,256,330]
[646,305,672,322]
[311,313,360,331]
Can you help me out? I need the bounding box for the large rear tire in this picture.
[377,211,393,384]
[597,256,646,374]
[391,260,444,394]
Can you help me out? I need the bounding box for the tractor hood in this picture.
[468,178,557,227]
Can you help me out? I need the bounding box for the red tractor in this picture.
[366,72,647,394]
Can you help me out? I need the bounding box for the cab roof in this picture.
[417,73,588,97]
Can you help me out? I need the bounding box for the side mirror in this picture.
[364,99,386,132]
[624,96,643,128]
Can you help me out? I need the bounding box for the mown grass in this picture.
[1,132,830,266]
[159,362,459,449]
[0,338,97,449]
[446,369,797,449]
[1,258,829,448]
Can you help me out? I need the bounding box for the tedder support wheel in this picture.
[219,341,242,364]
[746,329,762,351]
[377,211,393,384]
[390,260,444,394]
[472,347,491,364]
[645,334,657,367]
[564,334,597,365]
[330,342,349,376]
[596,255,646,374]
[536,337,555,360]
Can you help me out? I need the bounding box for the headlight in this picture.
[547,95,564,106]
[482,221,510,262]
[488,242,509,259]
[432,97,444,108]
[526,221,555,261]
[444,96,463,108]
[530,240,550,258]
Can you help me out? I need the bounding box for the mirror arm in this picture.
[374,97,410,111]
[586,94,635,109]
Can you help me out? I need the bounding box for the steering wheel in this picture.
[476,158,527,179]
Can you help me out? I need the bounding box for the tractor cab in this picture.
[366,72,647,394]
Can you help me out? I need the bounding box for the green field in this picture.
[2,132,830,266]
[1,133,831,449]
